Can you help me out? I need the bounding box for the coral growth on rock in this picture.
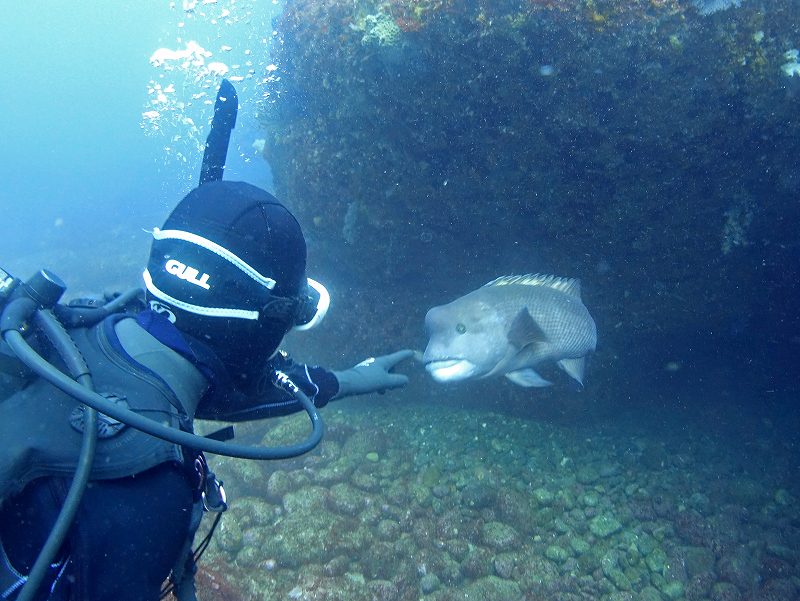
[261,0,800,393]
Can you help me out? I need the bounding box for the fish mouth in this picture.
[424,359,478,382]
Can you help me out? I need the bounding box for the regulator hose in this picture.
[16,309,98,601]
[53,287,143,328]
[0,298,325,461]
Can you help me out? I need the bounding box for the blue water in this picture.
[0,1,276,267]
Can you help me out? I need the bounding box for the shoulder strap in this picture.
[102,316,208,422]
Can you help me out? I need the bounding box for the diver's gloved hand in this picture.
[333,350,414,399]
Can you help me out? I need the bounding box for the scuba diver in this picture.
[0,80,412,600]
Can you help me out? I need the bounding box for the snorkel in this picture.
[199,78,238,185]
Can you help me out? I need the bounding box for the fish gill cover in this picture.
[260,0,800,394]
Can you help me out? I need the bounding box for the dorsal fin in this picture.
[483,273,582,298]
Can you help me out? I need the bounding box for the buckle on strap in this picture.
[189,451,227,513]
[202,475,227,513]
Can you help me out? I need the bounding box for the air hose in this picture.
[1,297,325,460]
[13,307,98,601]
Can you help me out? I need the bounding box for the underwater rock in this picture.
[688,492,711,514]
[460,576,522,601]
[728,477,765,505]
[717,546,759,591]
[682,546,716,578]
[569,535,591,555]
[494,489,537,534]
[361,541,403,580]
[265,469,292,503]
[326,482,365,516]
[366,580,399,601]
[431,483,450,498]
[691,0,741,15]
[758,555,792,580]
[773,488,794,506]
[765,543,796,563]
[533,487,555,506]
[213,515,243,556]
[323,555,348,576]
[493,552,516,579]
[589,513,623,538]
[376,518,401,541]
[343,430,387,457]
[461,481,497,509]
[601,551,632,591]
[674,508,712,546]
[639,586,665,601]
[646,547,668,574]
[576,464,602,485]
[685,571,716,600]
[351,470,380,492]
[419,572,440,594]
[360,12,402,48]
[757,578,799,601]
[199,387,800,600]
[480,521,520,551]
[581,490,601,508]
[545,544,571,563]
[460,546,494,579]
[659,579,685,600]
[711,581,742,601]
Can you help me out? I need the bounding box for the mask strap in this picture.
[293,278,330,331]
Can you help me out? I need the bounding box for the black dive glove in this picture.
[333,350,414,399]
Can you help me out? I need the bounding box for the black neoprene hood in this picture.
[143,181,309,363]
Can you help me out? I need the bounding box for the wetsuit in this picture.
[0,309,338,600]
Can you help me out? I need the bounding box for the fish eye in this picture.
[456,323,467,334]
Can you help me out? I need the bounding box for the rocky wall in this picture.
[262,0,800,400]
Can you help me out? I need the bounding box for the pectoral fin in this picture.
[507,307,548,350]
[557,357,586,386]
[505,368,552,387]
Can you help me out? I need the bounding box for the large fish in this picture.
[423,274,597,387]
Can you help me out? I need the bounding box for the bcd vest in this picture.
[0,314,208,503]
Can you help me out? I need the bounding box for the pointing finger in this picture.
[376,349,415,368]
[385,373,410,388]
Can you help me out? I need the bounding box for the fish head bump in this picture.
[422,297,508,382]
